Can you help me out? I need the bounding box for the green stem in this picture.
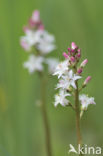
[40,73,52,156]
[75,81,83,156]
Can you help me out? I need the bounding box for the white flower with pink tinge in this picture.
[57,70,81,90]
[79,94,96,110]
[20,30,42,51]
[71,42,78,50]
[53,60,69,79]
[23,55,44,73]
[54,90,71,107]
[20,38,31,51]
[20,30,56,54]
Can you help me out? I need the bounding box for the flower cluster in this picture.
[20,10,58,74]
[53,42,96,113]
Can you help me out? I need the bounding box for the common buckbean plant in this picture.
[53,42,96,155]
[20,10,58,156]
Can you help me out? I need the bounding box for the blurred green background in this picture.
[0,0,103,156]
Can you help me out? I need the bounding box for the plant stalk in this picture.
[40,72,52,156]
[75,81,83,156]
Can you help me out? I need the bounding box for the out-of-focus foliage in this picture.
[0,0,103,156]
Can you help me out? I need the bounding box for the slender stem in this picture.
[75,81,83,156]
[40,72,52,156]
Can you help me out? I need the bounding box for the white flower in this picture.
[36,30,56,54]
[79,94,96,110]
[53,60,69,79]
[20,30,56,54]
[54,90,71,107]
[20,37,31,51]
[57,70,81,89]
[20,30,41,51]
[23,54,44,73]
[45,58,59,74]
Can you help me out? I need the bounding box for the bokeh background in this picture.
[0,0,103,156]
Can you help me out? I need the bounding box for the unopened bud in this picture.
[78,49,81,53]
[77,68,83,74]
[71,42,78,49]
[32,10,40,23]
[84,76,91,85]
[68,51,71,56]
[77,52,81,58]
[71,49,75,53]
[68,47,71,51]
[81,59,88,67]
[63,52,69,59]
[70,56,75,62]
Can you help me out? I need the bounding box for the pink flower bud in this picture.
[63,52,69,59]
[68,52,71,56]
[71,49,75,53]
[71,42,78,49]
[68,47,71,51]
[70,56,75,62]
[78,49,81,53]
[84,76,91,85]
[77,52,81,58]
[77,68,83,74]
[32,10,40,23]
[81,59,88,67]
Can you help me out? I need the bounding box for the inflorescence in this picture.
[53,42,96,115]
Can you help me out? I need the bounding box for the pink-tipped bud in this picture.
[77,52,81,58]
[77,68,83,74]
[81,59,88,67]
[32,10,40,23]
[71,49,75,53]
[68,51,71,56]
[68,47,71,51]
[78,49,81,53]
[84,76,91,85]
[63,52,69,59]
[71,42,78,49]
[70,56,75,62]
